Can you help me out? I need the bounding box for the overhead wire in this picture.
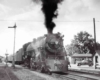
[0,20,100,22]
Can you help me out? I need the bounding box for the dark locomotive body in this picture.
[8,32,69,73]
[26,32,68,73]
[8,48,24,65]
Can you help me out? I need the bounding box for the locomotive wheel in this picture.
[47,70,52,75]
[89,64,92,67]
[77,63,81,66]
[30,63,32,69]
[41,67,46,73]
[40,66,52,75]
[30,61,34,70]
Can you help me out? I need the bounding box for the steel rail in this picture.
[4,68,12,80]
[52,72,97,80]
[61,74,97,80]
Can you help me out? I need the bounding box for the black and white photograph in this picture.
[0,0,100,80]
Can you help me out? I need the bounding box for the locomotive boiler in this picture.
[25,32,69,74]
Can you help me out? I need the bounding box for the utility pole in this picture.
[93,18,97,69]
[5,50,8,67]
[8,23,17,68]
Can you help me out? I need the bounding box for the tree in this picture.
[66,31,96,56]
[66,44,79,56]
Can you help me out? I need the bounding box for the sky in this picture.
[0,0,100,57]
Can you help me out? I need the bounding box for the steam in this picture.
[32,0,64,34]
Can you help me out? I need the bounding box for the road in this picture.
[69,64,100,71]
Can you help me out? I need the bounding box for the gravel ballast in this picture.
[12,68,47,80]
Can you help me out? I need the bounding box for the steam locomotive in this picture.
[8,32,69,74]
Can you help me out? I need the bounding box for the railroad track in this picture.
[52,73,76,80]
[0,67,12,80]
[52,72,99,80]
[0,65,19,80]
[69,69,100,76]
[63,73,97,80]
[25,66,99,80]
[4,68,12,80]
[11,64,99,80]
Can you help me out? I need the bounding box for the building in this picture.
[71,53,92,64]
[93,50,100,66]
[0,56,4,62]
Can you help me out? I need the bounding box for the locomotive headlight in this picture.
[55,41,58,45]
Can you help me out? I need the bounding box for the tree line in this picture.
[66,31,100,56]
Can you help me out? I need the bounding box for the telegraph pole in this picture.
[8,23,17,68]
[93,18,97,69]
[5,50,8,67]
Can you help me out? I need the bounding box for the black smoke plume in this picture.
[41,0,63,34]
[32,0,63,33]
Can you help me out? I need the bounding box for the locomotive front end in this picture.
[44,33,68,73]
[46,55,68,73]
[28,32,69,74]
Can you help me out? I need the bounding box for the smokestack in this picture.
[41,0,63,34]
